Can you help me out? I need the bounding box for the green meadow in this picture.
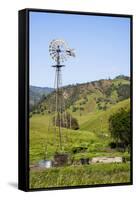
[29,77,131,188]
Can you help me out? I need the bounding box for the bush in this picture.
[53,112,79,130]
[109,108,130,150]
[32,110,36,114]
[72,106,78,112]
[117,84,130,101]
[109,142,116,149]
[71,146,88,154]
[80,107,84,111]
[122,154,130,162]
[37,110,41,114]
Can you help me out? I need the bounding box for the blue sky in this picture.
[29,11,130,87]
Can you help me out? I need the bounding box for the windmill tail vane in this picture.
[66,49,76,57]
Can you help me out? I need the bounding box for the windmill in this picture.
[49,39,75,166]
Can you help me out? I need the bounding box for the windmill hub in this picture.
[49,39,75,63]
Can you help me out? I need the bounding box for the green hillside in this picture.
[29,75,131,188]
[31,76,130,117]
[80,99,130,134]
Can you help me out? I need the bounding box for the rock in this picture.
[91,156,123,164]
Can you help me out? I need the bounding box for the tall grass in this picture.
[30,163,130,188]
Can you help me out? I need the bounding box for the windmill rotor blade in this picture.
[50,51,56,55]
[52,55,57,58]
[49,39,75,62]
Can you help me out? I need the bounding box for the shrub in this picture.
[109,108,130,150]
[71,146,88,154]
[72,106,78,112]
[109,142,116,149]
[117,84,130,101]
[53,112,79,130]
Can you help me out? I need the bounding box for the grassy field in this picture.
[29,98,131,188]
[80,99,130,133]
[30,163,130,189]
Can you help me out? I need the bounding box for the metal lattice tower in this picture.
[49,39,75,151]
